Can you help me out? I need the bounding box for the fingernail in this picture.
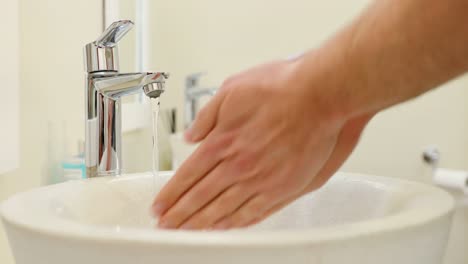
[152,202,166,217]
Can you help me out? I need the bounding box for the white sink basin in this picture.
[1,172,454,264]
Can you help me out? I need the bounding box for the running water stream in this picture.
[150,97,160,196]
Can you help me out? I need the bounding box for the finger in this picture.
[185,89,228,143]
[241,179,315,227]
[242,171,332,227]
[248,194,301,226]
[245,178,332,228]
[178,178,259,230]
[242,175,330,227]
[152,132,234,217]
[158,162,238,229]
[213,191,282,230]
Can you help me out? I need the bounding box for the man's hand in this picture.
[151,59,371,230]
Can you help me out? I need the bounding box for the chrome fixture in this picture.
[423,146,440,168]
[84,20,168,178]
[185,72,217,128]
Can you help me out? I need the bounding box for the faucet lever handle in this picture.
[95,20,134,48]
[186,72,206,89]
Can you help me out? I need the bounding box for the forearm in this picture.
[297,0,468,119]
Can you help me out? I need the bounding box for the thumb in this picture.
[185,89,227,143]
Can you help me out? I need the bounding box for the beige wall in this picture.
[343,77,468,182]
[0,1,102,263]
[0,0,20,175]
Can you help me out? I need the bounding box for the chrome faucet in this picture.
[84,20,168,178]
[185,73,217,128]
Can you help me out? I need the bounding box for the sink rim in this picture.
[1,172,454,247]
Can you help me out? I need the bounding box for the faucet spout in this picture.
[85,71,169,178]
[84,20,169,178]
[94,72,168,99]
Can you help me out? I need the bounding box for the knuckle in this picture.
[200,138,225,158]
[230,149,260,175]
[217,132,236,147]
[233,156,255,174]
[203,133,236,158]
[214,133,233,149]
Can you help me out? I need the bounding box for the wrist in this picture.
[291,19,399,123]
[288,49,359,126]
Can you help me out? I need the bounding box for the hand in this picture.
[152,59,372,230]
